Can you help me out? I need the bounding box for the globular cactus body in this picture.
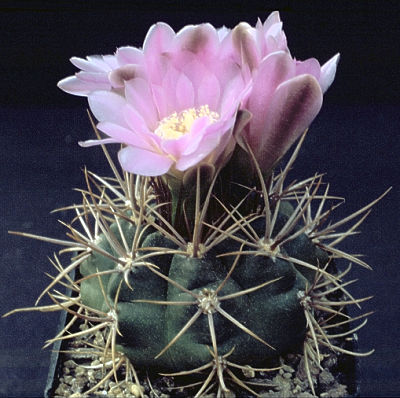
[79,200,329,372]
[5,144,384,396]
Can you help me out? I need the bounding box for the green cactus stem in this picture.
[4,134,389,397]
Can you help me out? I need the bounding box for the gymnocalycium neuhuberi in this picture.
[5,11,389,397]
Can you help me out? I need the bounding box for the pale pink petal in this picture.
[118,146,173,176]
[109,65,143,87]
[102,55,119,69]
[174,23,219,59]
[178,58,208,93]
[255,18,266,55]
[247,51,295,137]
[263,11,281,31]
[70,56,107,72]
[160,117,209,158]
[125,78,159,130]
[218,27,235,60]
[160,65,182,115]
[77,71,111,88]
[180,116,211,155]
[264,22,286,52]
[176,121,227,170]
[143,23,176,85]
[176,73,195,111]
[212,60,242,93]
[167,49,196,73]
[88,91,127,125]
[97,121,153,150]
[143,22,175,55]
[252,74,323,172]
[57,76,110,96]
[160,138,184,159]
[253,12,288,57]
[219,74,246,115]
[86,55,116,71]
[175,150,210,171]
[150,83,170,120]
[197,73,221,111]
[123,104,153,135]
[70,56,113,72]
[320,53,340,93]
[217,26,230,41]
[232,22,260,71]
[146,52,171,86]
[116,46,144,65]
[295,58,321,81]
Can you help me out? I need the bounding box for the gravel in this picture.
[52,325,355,398]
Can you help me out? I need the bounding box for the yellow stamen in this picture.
[154,105,219,140]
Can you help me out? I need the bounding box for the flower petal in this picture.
[197,72,221,111]
[109,65,143,88]
[176,120,229,170]
[263,11,281,30]
[159,116,208,159]
[143,23,176,85]
[320,53,340,93]
[174,23,219,60]
[123,104,152,135]
[150,83,170,120]
[70,56,112,72]
[247,51,295,138]
[252,74,323,172]
[176,72,195,111]
[125,78,159,130]
[88,91,127,124]
[118,146,173,176]
[97,121,153,150]
[219,73,247,115]
[57,75,110,96]
[143,22,175,55]
[232,22,260,72]
[116,46,144,65]
[295,58,321,81]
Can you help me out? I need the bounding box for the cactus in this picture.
[5,131,388,396]
[3,14,390,397]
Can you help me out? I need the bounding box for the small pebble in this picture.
[70,393,86,398]
[64,375,74,385]
[75,366,86,377]
[64,359,76,368]
[292,385,302,394]
[319,369,335,387]
[109,386,123,395]
[128,383,142,397]
[282,364,295,373]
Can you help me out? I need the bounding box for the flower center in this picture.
[154,105,219,140]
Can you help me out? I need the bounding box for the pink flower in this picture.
[58,14,339,178]
[57,22,233,98]
[56,46,146,96]
[232,12,339,172]
[79,23,248,177]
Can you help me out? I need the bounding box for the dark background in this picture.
[1,1,399,397]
